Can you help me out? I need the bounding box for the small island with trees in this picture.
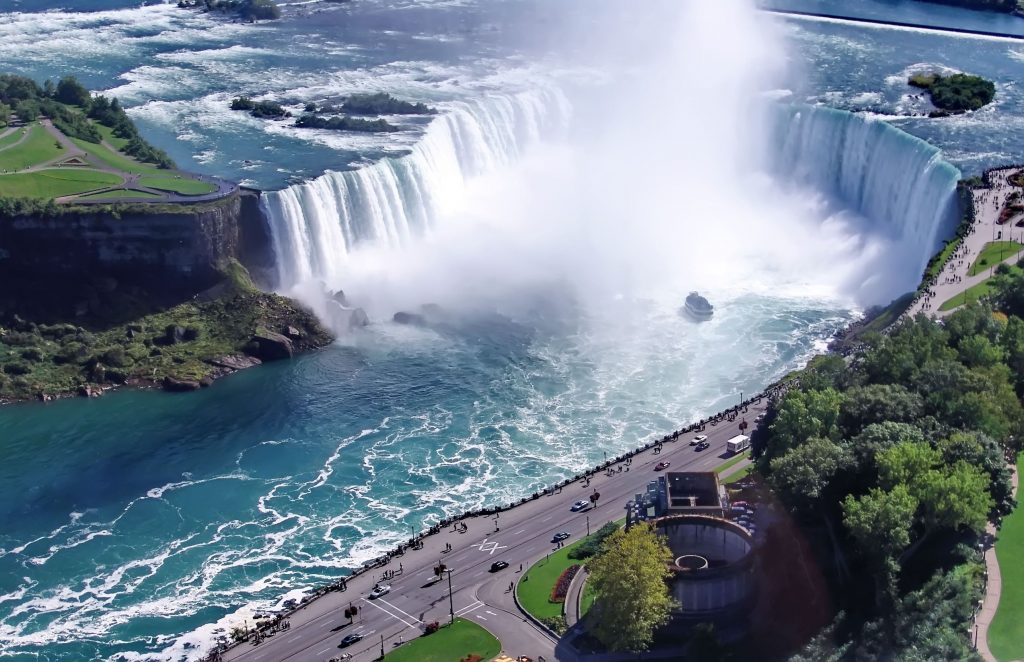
[176,0,281,21]
[229,92,435,133]
[909,72,996,115]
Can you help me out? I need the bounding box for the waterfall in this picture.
[769,104,962,284]
[262,88,571,290]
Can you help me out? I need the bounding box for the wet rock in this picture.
[162,376,201,392]
[393,311,426,326]
[78,384,102,398]
[285,325,303,339]
[348,308,369,328]
[245,331,294,361]
[208,354,262,371]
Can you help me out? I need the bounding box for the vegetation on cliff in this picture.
[757,296,1021,658]
[339,93,436,115]
[229,96,290,118]
[0,260,331,402]
[177,0,281,20]
[909,72,996,113]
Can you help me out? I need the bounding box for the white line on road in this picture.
[540,516,552,522]
[361,598,418,628]
[513,529,526,535]
[476,614,488,620]
[455,600,484,616]
[376,597,424,624]
[317,647,332,654]
[485,610,497,615]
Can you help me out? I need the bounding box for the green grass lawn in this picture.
[383,618,499,662]
[580,580,596,617]
[715,453,749,475]
[967,241,1024,277]
[988,451,1024,662]
[0,126,28,151]
[721,464,753,484]
[0,169,122,198]
[138,175,216,195]
[939,277,998,312]
[70,137,165,175]
[79,188,162,200]
[95,123,130,151]
[924,238,962,283]
[519,539,582,622]
[0,124,65,171]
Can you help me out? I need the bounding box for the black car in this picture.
[552,532,570,543]
[340,633,363,647]
[695,441,710,451]
[490,560,509,572]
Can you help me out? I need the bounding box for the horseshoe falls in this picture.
[263,89,570,290]
[769,105,961,295]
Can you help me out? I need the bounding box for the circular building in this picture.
[653,514,757,619]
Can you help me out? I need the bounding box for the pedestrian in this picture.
[519,563,523,572]
[509,581,514,591]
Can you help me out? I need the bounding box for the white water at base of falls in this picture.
[262,88,570,290]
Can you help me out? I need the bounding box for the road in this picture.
[223,401,767,662]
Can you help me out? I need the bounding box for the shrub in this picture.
[423,621,441,635]
[2,361,31,376]
[54,342,87,365]
[540,615,567,635]
[2,331,39,347]
[568,521,621,560]
[20,347,43,362]
[101,346,128,367]
[550,564,581,603]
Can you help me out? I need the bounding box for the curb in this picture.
[512,575,561,643]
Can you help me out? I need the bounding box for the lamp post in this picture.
[380,633,385,659]
[586,514,591,537]
[447,568,455,625]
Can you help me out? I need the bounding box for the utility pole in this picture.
[447,568,455,625]
[586,514,591,537]
[380,633,385,659]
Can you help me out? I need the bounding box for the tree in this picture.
[0,102,9,128]
[587,523,676,652]
[843,485,917,564]
[14,99,39,123]
[839,383,924,437]
[847,422,926,475]
[766,387,844,459]
[769,437,850,510]
[54,76,91,108]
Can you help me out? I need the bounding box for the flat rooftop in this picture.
[665,471,722,510]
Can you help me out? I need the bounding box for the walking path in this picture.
[978,461,1019,662]
[907,167,1024,318]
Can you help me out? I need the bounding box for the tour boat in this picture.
[683,291,714,320]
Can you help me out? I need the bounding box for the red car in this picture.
[654,461,671,471]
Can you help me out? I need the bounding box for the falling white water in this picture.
[262,88,570,290]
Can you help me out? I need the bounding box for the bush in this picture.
[341,92,436,115]
[550,564,580,603]
[101,346,128,367]
[423,620,441,635]
[568,521,621,560]
[2,361,30,375]
[294,113,398,133]
[53,342,87,365]
[540,615,567,635]
[2,331,39,346]
[20,347,43,362]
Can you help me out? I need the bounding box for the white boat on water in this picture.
[683,291,714,320]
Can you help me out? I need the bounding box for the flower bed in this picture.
[550,564,581,603]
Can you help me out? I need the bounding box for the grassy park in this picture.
[519,538,583,622]
[967,241,1024,277]
[715,452,748,476]
[939,277,998,311]
[988,452,1024,662]
[0,124,65,171]
[138,175,216,195]
[383,618,499,662]
[0,169,120,198]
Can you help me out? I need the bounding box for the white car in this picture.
[570,500,591,512]
[690,434,708,446]
[368,584,391,599]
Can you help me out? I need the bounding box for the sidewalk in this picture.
[906,167,1024,319]
[977,460,1019,662]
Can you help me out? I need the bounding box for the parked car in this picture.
[490,560,509,572]
[368,584,391,599]
[690,434,708,446]
[552,532,570,543]
[695,441,710,451]
[570,500,590,512]
[755,412,767,422]
[340,633,363,647]
[732,500,750,508]
[654,461,671,471]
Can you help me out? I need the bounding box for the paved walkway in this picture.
[907,168,1024,318]
[978,460,1019,662]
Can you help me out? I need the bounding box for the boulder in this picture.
[163,376,201,392]
[330,289,349,306]
[285,325,303,339]
[349,308,369,329]
[78,384,102,398]
[245,331,294,361]
[208,354,262,371]
[393,311,426,326]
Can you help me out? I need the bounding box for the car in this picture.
[340,633,363,647]
[368,584,391,599]
[690,434,708,446]
[755,412,767,422]
[552,532,570,543]
[570,500,590,512]
[490,560,509,572]
[732,500,750,508]
[654,461,671,471]
[695,441,710,451]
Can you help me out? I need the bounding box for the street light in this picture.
[446,567,455,625]
[586,515,591,537]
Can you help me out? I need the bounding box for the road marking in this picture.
[361,598,418,628]
[456,600,484,616]
[376,597,424,624]
[472,538,508,555]
[476,614,488,620]
[513,529,527,535]
[317,647,332,654]
[540,516,552,522]
[485,610,497,616]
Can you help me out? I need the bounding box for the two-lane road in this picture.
[225,402,765,662]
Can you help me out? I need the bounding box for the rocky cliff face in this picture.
[0,191,278,318]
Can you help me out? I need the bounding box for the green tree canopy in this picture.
[587,523,676,652]
[769,437,850,510]
[842,485,917,562]
[54,76,91,108]
[839,383,924,437]
[767,387,844,458]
